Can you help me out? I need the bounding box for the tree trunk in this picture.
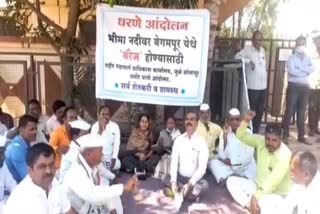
[60,0,81,106]
[60,56,74,106]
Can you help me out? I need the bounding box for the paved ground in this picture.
[120,173,248,214]
[119,126,320,214]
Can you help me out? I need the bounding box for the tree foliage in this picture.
[221,0,289,38]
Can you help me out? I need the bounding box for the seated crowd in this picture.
[0,99,319,214]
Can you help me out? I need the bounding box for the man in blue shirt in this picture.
[5,114,38,183]
[282,36,314,145]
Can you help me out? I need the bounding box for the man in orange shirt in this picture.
[50,106,78,168]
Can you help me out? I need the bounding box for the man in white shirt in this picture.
[163,111,209,203]
[4,143,75,214]
[282,36,314,145]
[279,151,320,214]
[63,134,138,214]
[91,105,121,172]
[59,119,91,183]
[46,100,66,135]
[209,108,256,184]
[235,31,267,134]
[0,136,16,213]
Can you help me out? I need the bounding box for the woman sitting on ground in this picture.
[153,116,181,179]
[121,114,161,179]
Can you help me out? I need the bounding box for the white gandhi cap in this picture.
[200,103,210,111]
[78,134,103,149]
[69,120,91,131]
[229,108,241,116]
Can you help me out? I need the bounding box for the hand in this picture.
[109,158,116,170]
[218,158,232,166]
[111,177,119,185]
[250,60,255,70]
[123,176,138,193]
[171,182,178,194]
[182,182,193,197]
[58,145,69,154]
[137,153,146,161]
[98,119,107,135]
[244,110,256,123]
[250,196,260,214]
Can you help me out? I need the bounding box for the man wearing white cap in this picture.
[197,103,222,162]
[0,136,16,213]
[91,105,121,172]
[59,120,91,182]
[209,108,256,184]
[63,134,138,214]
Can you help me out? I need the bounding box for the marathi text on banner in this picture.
[96,5,210,106]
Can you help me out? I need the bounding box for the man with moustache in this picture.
[90,105,121,172]
[196,103,222,162]
[210,108,256,184]
[163,111,209,203]
[4,143,76,214]
[5,115,38,183]
[63,134,138,214]
[227,111,292,214]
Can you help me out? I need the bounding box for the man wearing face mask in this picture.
[235,30,267,134]
[282,36,314,145]
[0,136,16,213]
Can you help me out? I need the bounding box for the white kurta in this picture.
[226,176,284,214]
[4,175,70,214]
[63,154,123,214]
[0,163,16,213]
[59,141,115,184]
[209,129,256,183]
[91,121,121,170]
[280,172,320,214]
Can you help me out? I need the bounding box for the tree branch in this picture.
[23,0,65,33]
[34,0,61,52]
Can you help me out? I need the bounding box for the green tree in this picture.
[4,0,198,106]
[222,0,289,38]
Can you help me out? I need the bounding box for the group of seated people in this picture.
[0,99,319,214]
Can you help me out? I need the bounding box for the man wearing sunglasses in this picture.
[209,108,256,185]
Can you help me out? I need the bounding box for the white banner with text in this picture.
[96,4,210,106]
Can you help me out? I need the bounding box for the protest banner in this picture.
[96,4,210,106]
